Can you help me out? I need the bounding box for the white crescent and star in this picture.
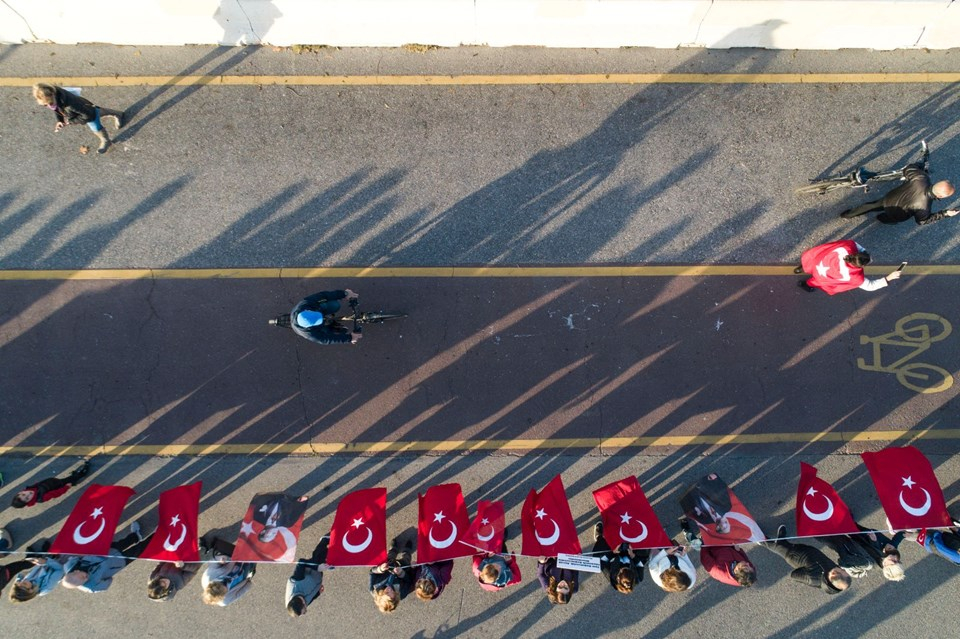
[72,507,107,545]
[342,525,374,554]
[534,517,561,546]
[802,487,836,522]
[617,512,648,544]
[898,476,932,517]
[816,248,852,281]
[163,517,188,552]
[428,512,458,549]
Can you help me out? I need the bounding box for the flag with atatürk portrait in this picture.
[232,492,308,563]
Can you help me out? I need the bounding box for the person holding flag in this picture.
[61,522,151,593]
[200,534,256,607]
[286,535,331,618]
[147,560,202,602]
[816,534,873,579]
[473,530,522,592]
[591,522,649,594]
[536,556,578,605]
[414,560,453,602]
[648,545,697,593]
[851,521,905,582]
[917,525,960,566]
[763,525,851,595]
[794,240,902,294]
[7,539,65,603]
[369,538,414,613]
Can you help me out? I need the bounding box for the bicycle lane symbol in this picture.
[857,313,954,394]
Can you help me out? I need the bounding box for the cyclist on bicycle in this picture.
[290,289,362,345]
[840,156,956,225]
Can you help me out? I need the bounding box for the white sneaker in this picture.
[0,528,13,551]
[131,521,143,542]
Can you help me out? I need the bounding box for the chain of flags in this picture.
[28,446,955,566]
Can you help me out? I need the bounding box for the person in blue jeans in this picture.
[33,83,125,154]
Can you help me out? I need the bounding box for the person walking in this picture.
[794,240,902,294]
[32,83,125,154]
[850,522,905,582]
[0,530,34,596]
[147,560,202,602]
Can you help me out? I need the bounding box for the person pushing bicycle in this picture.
[840,145,957,225]
[290,289,362,345]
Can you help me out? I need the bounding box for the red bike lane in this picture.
[0,272,956,456]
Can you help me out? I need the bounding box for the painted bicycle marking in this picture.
[857,313,954,394]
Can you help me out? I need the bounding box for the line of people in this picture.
[6,514,960,615]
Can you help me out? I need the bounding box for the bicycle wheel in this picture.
[894,313,952,343]
[895,362,954,394]
[795,176,856,195]
[360,311,407,324]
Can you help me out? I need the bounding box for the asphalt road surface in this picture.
[1,44,960,639]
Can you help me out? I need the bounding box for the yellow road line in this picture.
[0,429,955,457]
[2,265,960,281]
[4,72,960,88]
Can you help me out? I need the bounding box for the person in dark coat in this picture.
[851,522,905,582]
[817,534,874,578]
[414,560,453,602]
[536,557,578,605]
[147,560,202,602]
[764,525,850,595]
[11,459,91,508]
[286,536,330,617]
[840,161,956,225]
[369,539,414,613]
[32,83,125,154]
[290,289,362,345]
[592,522,648,594]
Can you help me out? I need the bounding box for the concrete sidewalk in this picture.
[0,453,957,639]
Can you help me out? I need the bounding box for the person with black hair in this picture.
[11,459,90,509]
[794,240,901,294]
[286,535,330,618]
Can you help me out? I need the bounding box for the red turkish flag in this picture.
[416,484,471,563]
[800,239,866,295]
[140,482,202,562]
[50,484,135,556]
[593,477,671,550]
[462,500,506,554]
[232,493,309,563]
[521,475,581,556]
[794,463,858,537]
[861,446,952,530]
[326,488,388,567]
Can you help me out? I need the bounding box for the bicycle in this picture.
[796,141,928,195]
[269,298,406,333]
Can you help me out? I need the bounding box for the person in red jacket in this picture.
[473,540,522,592]
[11,459,90,508]
[700,544,757,587]
[794,240,902,294]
